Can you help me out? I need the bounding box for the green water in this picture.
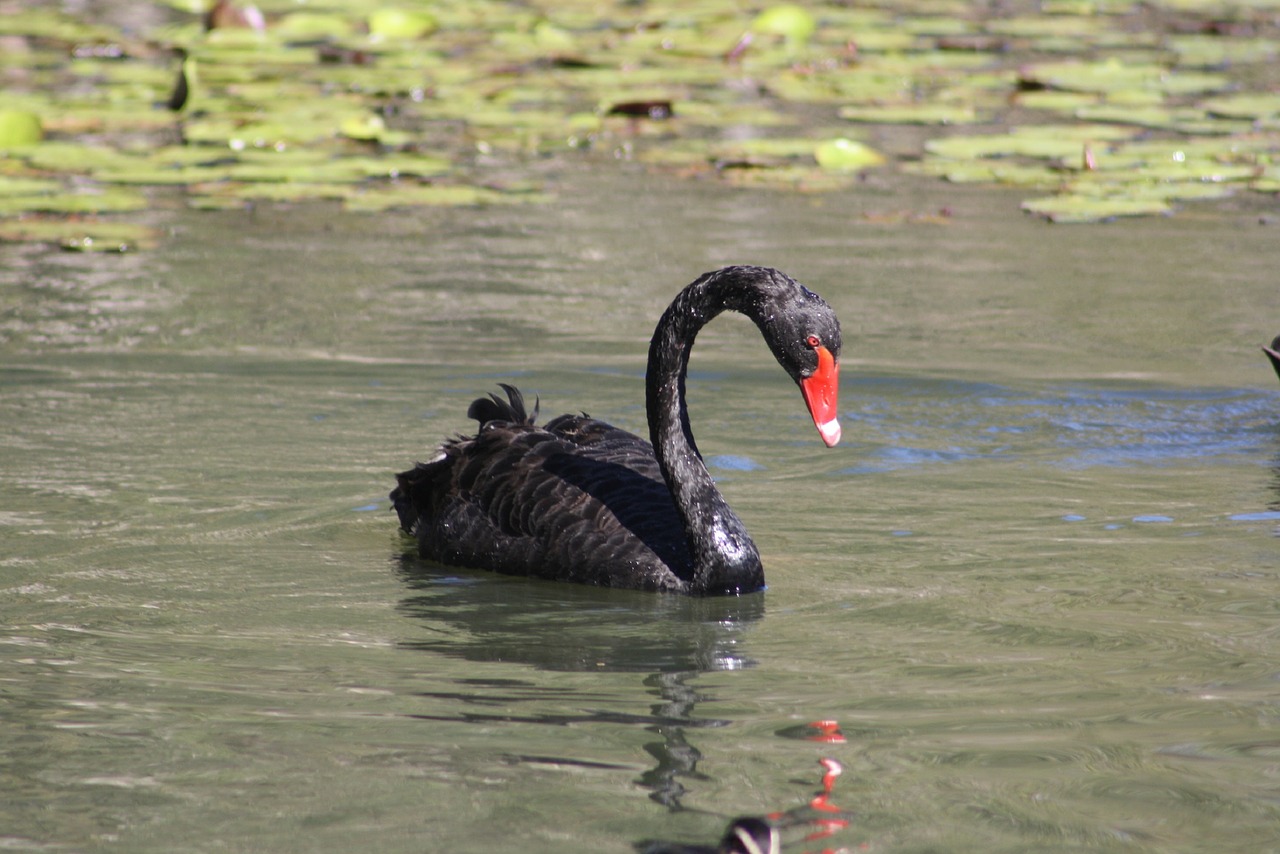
[3,170,1280,852]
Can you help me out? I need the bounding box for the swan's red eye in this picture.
[806,335,820,348]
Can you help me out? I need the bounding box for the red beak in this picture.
[799,345,841,447]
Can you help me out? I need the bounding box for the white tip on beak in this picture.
[816,417,841,448]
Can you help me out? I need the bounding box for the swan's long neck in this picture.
[646,271,765,595]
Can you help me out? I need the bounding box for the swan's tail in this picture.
[466,383,538,428]
[392,384,539,537]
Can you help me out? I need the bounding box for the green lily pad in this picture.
[343,183,551,211]
[1201,93,1280,121]
[0,187,147,214]
[184,107,370,148]
[1013,90,1101,113]
[1019,59,1231,95]
[0,9,119,42]
[814,138,887,171]
[0,110,43,147]
[751,5,818,48]
[1082,138,1270,177]
[1073,104,1254,135]
[0,176,59,196]
[19,142,145,175]
[924,124,1137,161]
[1020,195,1172,223]
[1168,36,1278,69]
[675,102,794,129]
[712,138,820,163]
[197,182,356,203]
[838,103,978,125]
[0,218,159,251]
[368,8,438,40]
[984,15,1108,38]
[906,159,1062,187]
[273,12,357,40]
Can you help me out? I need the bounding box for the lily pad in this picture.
[1018,59,1231,95]
[924,124,1137,161]
[814,138,887,171]
[1073,104,1253,135]
[0,176,60,196]
[1168,36,1278,69]
[838,103,978,125]
[1201,93,1280,121]
[368,8,438,40]
[1020,195,1172,223]
[273,12,357,40]
[1012,90,1101,113]
[343,183,551,211]
[194,182,356,204]
[0,110,43,147]
[0,218,160,251]
[750,5,818,48]
[906,159,1062,187]
[0,187,148,214]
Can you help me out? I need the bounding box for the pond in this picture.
[3,162,1280,852]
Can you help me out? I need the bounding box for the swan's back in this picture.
[391,385,697,592]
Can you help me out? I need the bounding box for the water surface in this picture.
[3,170,1280,852]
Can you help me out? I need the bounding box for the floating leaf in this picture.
[1168,36,1278,69]
[19,142,145,175]
[1020,195,1172,223]
[839,103,978,125]
[814,138,887,171]
[1073,104,1253,135]
[1019,59,1231,95]
[1013,90,1100,113]
[0,187,147,214]
[906,159,1062,187]
[1201,93,1280,121]
[0,176,60,196]
[197,182,356,203]
[0,218,159,251]
[924,124,1136,161]
[343,184,551,211]
[751,5,818,48]
[1065,177,1237,203]
[368,8,438,40]
[273,12,356,40]
[339,113,388,141]
[0,110,43,147]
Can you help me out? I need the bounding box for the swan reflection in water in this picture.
[397,559,760,807]
[396,562,855,851]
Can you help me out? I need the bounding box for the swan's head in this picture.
[750,272,843,448]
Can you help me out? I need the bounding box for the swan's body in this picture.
[391,266,842,595]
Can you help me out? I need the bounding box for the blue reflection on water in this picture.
[837,377,1279,473]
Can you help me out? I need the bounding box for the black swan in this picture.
[1264,335,1280,382]
[391,266,842,595]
